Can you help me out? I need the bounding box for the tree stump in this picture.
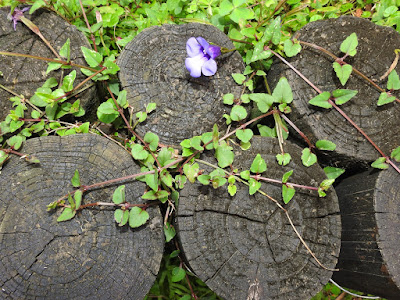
[0,134,164,300]
[332,166,400,299]
[175,136,341,299]
[0,7,99,121]
[267,16,400,168]
[117,23,245,146]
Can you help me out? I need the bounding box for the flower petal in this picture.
[185,54,207,78]
[202,59,217,77]
[207,45,221,59]
[196,37,209,50]
[186,37,202,58]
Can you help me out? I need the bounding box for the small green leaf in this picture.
[112,185,126,204]
[240,170,250,180]
[282,170,293,183]
[316,140,336,151]
[309,91,332,109]
[129,206,149,228]
[172,267,186,282]
[283,39,301,57]
[116,90,128,109]
[230,105,247,121]
[248,178,261,195]
[377,92,396,106]
[249,93,274,113]
[236,129,253,143]
[391,146,400,162]
[197,174,211,185]
[145,171,159,192]
[223,93,234,105]
[46,61,62,74]
[250,154,267,173]
[114,209,129,226]
[7,135,24,150]
[371,157,389,169]
[144,132,159,152]
[340,33,358,56]
[276,153,291,166]
[131,144,149,160]
[62,70,76,92]
[301,148,317,167]
[190,136,204,151]
[272,77,293,104]
[332,89,358,105]
[136,111,147,122]
[57,207,76,222]
[81,46,103,67]
[0,150,9,166]
[215,141,234,168]
[263,16,281,45]
[323,167,345,180]
[146,102,156,113]
[74,190,82,209]
[97,99,119,123]
[232,73,246,85]
[228,183,237,196]
[59,38,70,62]
[282,185,295,204]
[211,176,227,189]
[183,163,199,183]
[333,62,352,86]
[387,70,400,90]
[257,124,276,138]
[164,222,176,242]
[71,169,81,187]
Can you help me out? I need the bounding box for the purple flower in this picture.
[185,37,221,78]
[8,7,29,31]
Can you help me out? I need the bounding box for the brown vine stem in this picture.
[280,113,314,150]
[105,85,162,169]
[298,40,400,104]
[269,48,400,175]
[195,158,337,272]
[78,0,97,52]
[0,51,98,72]
[252,175,318,191]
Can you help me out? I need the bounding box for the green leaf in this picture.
[114,209,129,226]
[57,207,76,222]
[7,135,24,150]
[386,70,400,91]
[71,169,81,187]
[59,38,70,62]
[332,89,358,105]
[116,90,128,108]
[29,0,46,14]
[316,140,336,151]
[145,171,159,192]
[250,153,267,173]
[113,185,126,204]
[257,124,276,138]
[301,148,317,167]
[282,185,295,204]
[46,61,63,74]
[197,174,211,185]
[340,33,358,56]
[323,167,345,180]
[250,41,272,63]
[183,163,199,183]
[74,190,83,209]
[171,267,186,282]
[219,0,234,16]
[0,150,9,166]
[175,174,187,189]
[249,93,274,113]
[309,91,332,109]
[248,178,261,195]
[164,222,176,242]
[160,170,173,187]
[81,46,103,67]
[371,157,389,169]
[391,146,400,162]
[282,170,293,183]
[129,206,149,228]
[190,136,203,151]
[283,39,301,57]
[223,93,234,105]
[215,141,234,168]
[144,132,159,152]
[232,73,246,85]
[158,147,174,167]
[62,70,76,92]
[146,102,156,113]
[333,62,352,86]
[230,105,247,121]
[211,176,227,189]
[240,170,250,180]
[97,99,119,123]
[263,17,281,45]
[272,77,293,104]
[276,153,291,166]
[236,129,253,143]
[102,54,119,75]
[377,92,396,106]
[319,179,335,197]
[131,144,149,160]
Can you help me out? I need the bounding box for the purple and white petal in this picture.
[185,54,207,78]
[201,59,217,76]
[207,45,221,59]
[196,37,209,52]
[186,37,202,58]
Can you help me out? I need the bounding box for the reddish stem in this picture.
[252,175,319,191]
[78,0,97,52]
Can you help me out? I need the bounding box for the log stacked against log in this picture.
[0,134,164,300]
[117,23,245,146]
[267,16,400,299]
[176,136,341,300]
[0,7,99,121]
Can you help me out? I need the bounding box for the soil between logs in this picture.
[175,136,341,300]
[0,134,164,300]
[117,23,245,146]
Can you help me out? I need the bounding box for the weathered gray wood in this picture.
[0,7,99,121]
[176,136,341,299]
[267,16,400,168]
[333,166,400,299]
[0,134,164,300]
[117,23,245,146]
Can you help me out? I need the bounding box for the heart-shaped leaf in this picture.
[309,91,332,109]
[333,62,352,86]
[236,129,253,143]
[283,39,301,57]
[129,206,149,228]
